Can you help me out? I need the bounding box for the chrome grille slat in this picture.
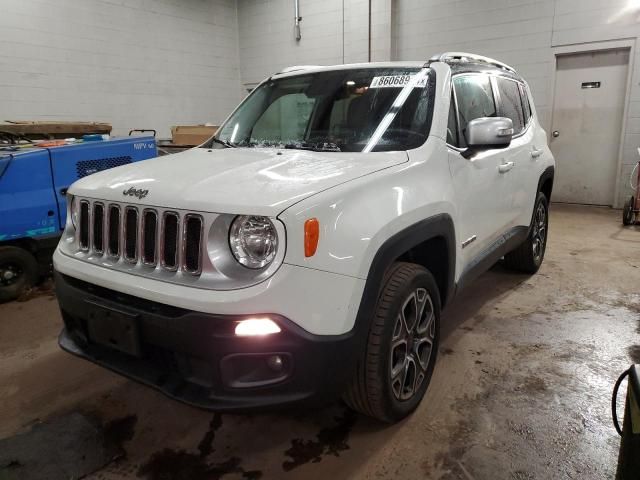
[79,200,90,250]
[182,214,203,274]
[142,209,158,266]
[92,203,105,253]
[124,207,139,263]
[107,205,121,257]
[161,212,180,271]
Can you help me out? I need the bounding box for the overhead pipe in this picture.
[294,0,302,41]
[368,0,371,61]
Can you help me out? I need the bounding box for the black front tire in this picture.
[623,197,634,226]
[504,191,549,274]
[343,262,441,423]
[0,246,39,303]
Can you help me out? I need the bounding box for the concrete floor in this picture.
[1,204,639,480]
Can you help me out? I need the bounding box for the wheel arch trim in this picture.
[351,214,455,340]
[538,166,555,199]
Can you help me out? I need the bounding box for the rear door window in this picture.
[452,75,497,147]
[519,83,532,123]
[496,77,525,135]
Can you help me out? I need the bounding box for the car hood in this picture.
[69,147,409,216]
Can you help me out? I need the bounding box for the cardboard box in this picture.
[171,125,218,146]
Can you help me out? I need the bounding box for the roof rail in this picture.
[276,65,323,75]
[429,52,516,73]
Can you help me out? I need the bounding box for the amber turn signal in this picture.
[304,218,320,257]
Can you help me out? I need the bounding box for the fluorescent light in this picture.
[235,318,281,336]
[608,0,640,23]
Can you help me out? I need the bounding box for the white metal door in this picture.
[550,49,629,205]
[448,148,511,266]
[448,74,511,266]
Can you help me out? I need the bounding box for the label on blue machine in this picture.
[134,142,156,151]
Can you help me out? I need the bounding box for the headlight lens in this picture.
[229,215,278,269]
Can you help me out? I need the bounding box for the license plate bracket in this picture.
[86,300,141,357]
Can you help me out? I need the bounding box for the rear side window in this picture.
[453,75,497,147]
[519,83,532,122]
[496,77,525,134]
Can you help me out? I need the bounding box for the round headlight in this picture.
[229,215,278,269]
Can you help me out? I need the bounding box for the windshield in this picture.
[206,67,435,153]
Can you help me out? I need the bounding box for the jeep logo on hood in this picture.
[123,186,149,199]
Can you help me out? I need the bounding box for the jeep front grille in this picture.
[77,200,203,275]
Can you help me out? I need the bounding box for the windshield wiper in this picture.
[284,142,341,152]
[207,137,235,148]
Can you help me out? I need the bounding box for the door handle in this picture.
[498,161,514,173]
[531,148,543,158]
[552,130,560,138]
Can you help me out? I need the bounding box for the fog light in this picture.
[235,318,281,337]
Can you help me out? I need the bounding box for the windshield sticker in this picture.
[369,75,427,89]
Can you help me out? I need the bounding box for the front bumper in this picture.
[55,272,359,411]
[53,248,365,336]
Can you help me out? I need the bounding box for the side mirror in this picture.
[464,117,513,154]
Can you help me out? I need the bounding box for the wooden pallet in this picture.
[0,121,112,140]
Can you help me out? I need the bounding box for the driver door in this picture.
[447,74,512,270]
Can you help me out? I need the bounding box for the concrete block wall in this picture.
[371,0,392,62]
[237,0,378,87]
[392,0,640,207]
[0,0,241,137]
[343,0,370,64]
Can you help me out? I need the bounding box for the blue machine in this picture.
[0,136,157,301]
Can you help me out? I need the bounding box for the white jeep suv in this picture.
[54,52,554,422]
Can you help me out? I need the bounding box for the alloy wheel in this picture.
[389,288,436,401]
[531,201,547,263]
